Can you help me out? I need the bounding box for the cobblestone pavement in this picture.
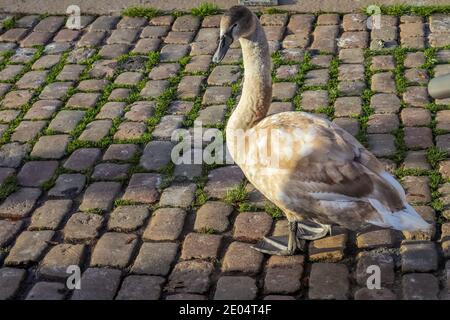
[0,9,450,300]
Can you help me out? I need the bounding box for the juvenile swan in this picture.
[214,6,430,255]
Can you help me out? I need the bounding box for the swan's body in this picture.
[215,6,430,255]
[230,111,424,231]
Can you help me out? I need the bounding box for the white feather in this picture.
[368,199,430,231]
[379,171,407,201]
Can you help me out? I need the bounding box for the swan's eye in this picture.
[225,24,237,37]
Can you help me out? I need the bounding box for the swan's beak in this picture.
[213,35,233,63]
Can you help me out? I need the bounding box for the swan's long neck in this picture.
[227,19,272,131]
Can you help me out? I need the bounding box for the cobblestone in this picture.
[214,276,258,300]
[356,229,399,249]
[0,8,449,300]
[308,263,349,300]
[122,173,161,204]
[91,232,138,268]
[356,251,395,286]
[0,268,27,299]
[181,233,222,260]
[79,182,121,212]
[17,160,58,187]
[233,211,272,242]
[25,282,66,300]
[264,255,304,294]
[166,260,213,294]
[5,230,54,266]
[205,166,244,199]
[159,183,196,208]
[108,205,149,232]
[71,268,122,300]
[194,201,233,233]
[63,148,101,171]
[0,188,41,219]
[400,241,438,272]
[116,275,164,300]
[64,212,104,243]
[132,242,178,276]
[222,241,263,275]
[0,220,23,247]
[39,244,85,278]
[31,135,70,159]
[143,208,186,241]
[402,273,439,300]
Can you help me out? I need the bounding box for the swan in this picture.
[213,6,430,256]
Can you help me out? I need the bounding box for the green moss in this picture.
[79,52,101,67]
[265,203,284,220]
[431,198,444,212]
[238,202,258,212]
[327,57,340,106]
[316,106,334,118]
[122,6,160,19]
[393,47,407,94]
[427,147,448,168]
[395,168,429,179]
[114,199,141,207]
[293,51,313,111]
[145,51,160,73]
[423,48,438,77]
[2,17,15,30]
[195,188,209,206]
[0,51,14,84]
[179,55,191,67]
[356,51,376,147]
[183,96,202,127]
[378,4,450,16]
[171,10,184,18]
[224,184,248,205]
[85,208,104,215]
[191,3,220,17]
[0,176,18,201]
[429,170,444,190]
[271,51,283,67]
[199,227,215,234]
[264,8,288,14]
[392,128,406,164]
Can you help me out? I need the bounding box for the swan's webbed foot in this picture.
[251,221,305,256]
[251,235,306,255]
[296,220,331,240]
[251,220,331,255]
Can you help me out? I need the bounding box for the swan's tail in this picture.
[368,199,431,231]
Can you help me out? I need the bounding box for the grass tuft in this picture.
[427,147,448,168]
[264,8,288,14]
[224,184,248,205]
[122,7,160,19]
[195,188,209,206]
[2,17,15,30]
[145,51,160,73]
[191,3,220,17]
[0,176,18,201]
[265,203,284,220]
[199,227,215,234]
[378,4,450,16]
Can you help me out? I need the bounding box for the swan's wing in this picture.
[252,112,405,211]
[243,112,429,231]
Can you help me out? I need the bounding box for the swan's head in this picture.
[213,5,255,63]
